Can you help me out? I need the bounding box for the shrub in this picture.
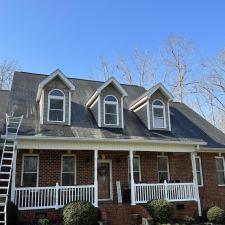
[7,201,18,225]
[145,199,174,223]
[62,201,98,225]
[207,206,225,224]
[183,215,195,225]
[38,218,49,225]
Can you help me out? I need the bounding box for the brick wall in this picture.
[15,150,225,223]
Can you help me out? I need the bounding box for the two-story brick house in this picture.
[1,69,225,224]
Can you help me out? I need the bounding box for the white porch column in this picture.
[94,149,98,207]
[191,152,202,216]
[129,150,136,205]
[10,146,17,202]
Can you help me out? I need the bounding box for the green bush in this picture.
[62,201,98,225]
[145,199,174,223]
[38,218,49,225]
[183,215,194,225]
[7,201,18,225]
[207,206,225,224]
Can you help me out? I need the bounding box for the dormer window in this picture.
[48,89,65,122]
[104,95,118,126]
[152,99,166,129]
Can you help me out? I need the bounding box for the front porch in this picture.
[11,148,201,215]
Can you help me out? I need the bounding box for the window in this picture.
[22,155,39,187]
[61,155,76,186]
[157,156,170,183]
[152,100,166,128]
[104,95,118,125]
[128,156,141,183]
[215,157,225,185]
[48,89,65,122]
[195,156,203,186]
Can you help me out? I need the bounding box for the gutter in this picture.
[14,135,206,146]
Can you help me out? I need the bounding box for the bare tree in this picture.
[160,36,197,102]
[99,55,115,81]
[0,59,18,90]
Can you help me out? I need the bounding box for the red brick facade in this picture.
[14,149,225,223]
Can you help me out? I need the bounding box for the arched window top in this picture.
[153,99,164,106]
[104,95,118,102]
[49,89,64,97]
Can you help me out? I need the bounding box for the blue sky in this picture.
[0,0,225,80]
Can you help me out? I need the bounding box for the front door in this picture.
[98,160,112,200]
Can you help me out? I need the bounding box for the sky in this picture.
[0,0,225,80]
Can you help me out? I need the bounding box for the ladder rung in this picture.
[2,158,12,161]
[4,144,14,147]
[0,187,8,189]
[4,151,13,154]
[0,172,10,175]
[1,165,12,168]
[0,179,9,182]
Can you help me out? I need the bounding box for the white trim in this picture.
[147,101,150,130]
[195,156,204,187]
[61,154,77,186]
[39,90,44,124]
[128,155,141,183]
[167,101,171,131]
[98,96,101,127]
[90,97,99,109]
[47,89,66,123]
[36,69,75,102]
[103,95,119,126]
[129,150,136,205]
[152,99,166,129]
[94,150,98,207]
[133,102,148,112]
[121,97,124,128]
[21,154,39,187]
[157,155,170,182]
[129,83,173,110]
[68,91,71,125]
[98,159,113,201]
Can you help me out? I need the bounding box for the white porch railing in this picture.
[14,184,95,210]
[135,182,197,204]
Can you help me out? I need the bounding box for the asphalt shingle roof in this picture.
[3,71,225,149]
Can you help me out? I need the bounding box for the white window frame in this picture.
[104,95,119,126]
[215,156,225,186]
[157,155,170,182]
[47,89,65,123]
[195,156,204,187]
[61,154,77,186]
[128,155,141,183]
[21,154,39,187]
[152,99,166,129]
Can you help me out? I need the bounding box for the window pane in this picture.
[24,156,38,172]
[197,172,202,186]
[63,157,75,172]
[50,99,63,110]
[49,110,63,121]
[23,173,37,187]
[217,171,225,185]
[133,158,140,171]
[105,114,117,125]
[216,158,224,171]
[133,172,140,183]
[62,173,74,186]
[49,90,64,97]
[105,96,117,102]
[105,104,117,114]
[158,157,168,171]
[154,108,164,117]
[195,158,200,171]
[153,100,163,106]
[159,172,169,183]
[154,118,164,128]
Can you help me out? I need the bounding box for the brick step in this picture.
[99,204,152,225]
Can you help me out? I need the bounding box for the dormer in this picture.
[86,77,128,128]
[36,69,75,125]
[129,83,173,131]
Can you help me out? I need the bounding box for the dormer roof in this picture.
[86,76,128,107]
[36,69,75,101]
[129,83,173,110]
